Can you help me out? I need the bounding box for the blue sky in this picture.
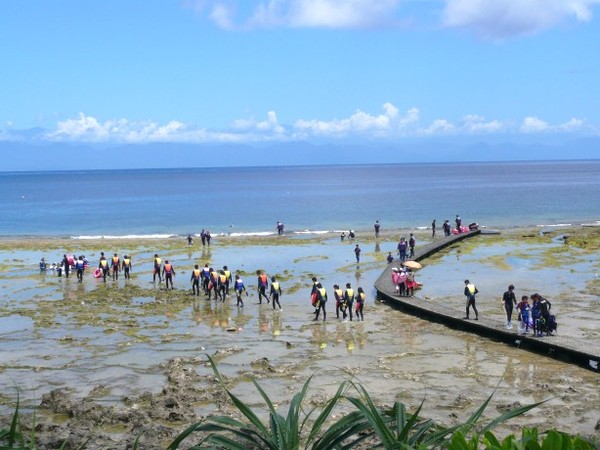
[1,0,600,150]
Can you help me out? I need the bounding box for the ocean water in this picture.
[1,160,599,238]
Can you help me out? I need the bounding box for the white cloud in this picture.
[558,117,585,132]
[194,0,403,30]
[420,119,456,135]
[443,0,600,40]
[188,0,600,37]
[21,108,590,145]
[293,103,414,137]
[521,116,550,133]
[462,114,505,133]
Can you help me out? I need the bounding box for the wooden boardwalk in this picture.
[373,229,600,373]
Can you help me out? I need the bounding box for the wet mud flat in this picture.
[0,227,599,448]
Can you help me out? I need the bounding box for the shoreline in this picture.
[1,221,598,245]
[0,219,598,243]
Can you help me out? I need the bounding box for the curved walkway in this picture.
[374,230,600,373]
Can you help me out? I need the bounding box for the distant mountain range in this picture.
[1,136,599,171]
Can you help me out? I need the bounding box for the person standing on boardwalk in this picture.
[443,220,451,236]
[354,244,361,263]
[276,221,284,235]
[463,279,479,320]
[455,215,462,233]
[502,284,517,329]
[517,295,531,334]
[162,260,175,290]
[431,220,436,238]
[408,233,416,258]
[374,220,380,238]
[397,237,407,262]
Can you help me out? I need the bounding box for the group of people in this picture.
[310,277,366,321]
[390,267,419,297]
[39,253,132,284]
[396,234,416,261]
[464,282,557,336]
[502,285,556,336]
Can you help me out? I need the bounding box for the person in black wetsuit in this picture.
[502,284,517,329]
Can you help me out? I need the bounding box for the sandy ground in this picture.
[0,226,599,448]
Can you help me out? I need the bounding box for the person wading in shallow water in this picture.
[162,260,175,290]
[464,279,479,320]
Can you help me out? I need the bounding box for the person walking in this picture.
[190,264,201,296]
[75,255,85,283]
[270,276,283,310]
[257,270,269,304]
[355,287,366,321]
[502,284,517,329]
[99,254,109,283]
[343,283,354,321]
[374,220,380,238]
[463,279,479,320]
[122,255,132,280]
[153,254,162,283]
[110,253,120,281]
[354,244,361,263]
[313,283,327,321]
[234,274,247,307]
[162,260,175,290]
[431,219,436,238]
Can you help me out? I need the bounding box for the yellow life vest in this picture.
[219,274,227,283]
[155,257,162,266]
[345,288,354,298]
[193,269,200,278]
[224,270,231,279]
[100,260,107,268]
[272,281,280,291]
[123,258,131,267]
[318,288,326,299]
[334,289,343,298]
